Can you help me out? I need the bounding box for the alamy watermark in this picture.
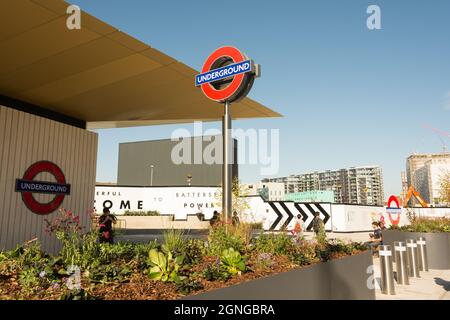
[171,122,280,176]
[66,5,81,30]
[65,265,81,290]
[367,5,381,30]
[366,265,381,290]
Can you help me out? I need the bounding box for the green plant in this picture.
[290,242,319,266]
[253,233,295,256]
[248,222,264,230]
[202,258,230,281]
[132,241,160,270]
[147,249,185,283]
[214,177,251,215]
[229,222,256,247]
[18,267,40,292]
[175,278,204,295]
[183,239,205,265]
[45,209,101,270]
[90,263,132,284]
[208,223,244,255]
[400,217,450,233]
[0,240,60,295]
[314,225,327,245]
[60,288,97,300]
[254,252,275,271]
[123,210,160,216]
[162,229,185,256]
[220,248,246,276]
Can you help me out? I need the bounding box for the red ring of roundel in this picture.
[200,46,246,102]
[387,195,401,225]
[21,161,67,215]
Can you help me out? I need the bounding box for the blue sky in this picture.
[73,0,450,196]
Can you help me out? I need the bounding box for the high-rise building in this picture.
[263,165,384,206]
[406,153,450,206]
[401,171,408,202]
[409,154,450,206]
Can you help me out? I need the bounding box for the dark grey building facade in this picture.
[117,136,238,186]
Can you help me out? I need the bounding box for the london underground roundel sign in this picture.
[15,161,71,215]
[386,195,401,226]
[195,46,259,103]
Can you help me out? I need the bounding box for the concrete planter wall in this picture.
[185,251,374,300]
[383,230,450,269]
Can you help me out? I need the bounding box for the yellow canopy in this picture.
[0,0,281,129]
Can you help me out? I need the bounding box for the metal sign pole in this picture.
[222,100,232,229]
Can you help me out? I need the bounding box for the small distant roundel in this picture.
[196,46,257,103]
[386,195,401,226]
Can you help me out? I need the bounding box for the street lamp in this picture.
[186,174,192,187]
[150,165,154,186]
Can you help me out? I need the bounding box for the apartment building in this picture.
[263,166,384,206]
[406,153,450,206]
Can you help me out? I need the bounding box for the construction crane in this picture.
[403,185,429,208]
[422,123,449,153]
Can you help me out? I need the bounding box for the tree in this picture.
[214,177,251,218]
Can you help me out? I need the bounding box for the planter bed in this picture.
[185,251,374,300]
[0,209,374,300]
[382,230,450,269]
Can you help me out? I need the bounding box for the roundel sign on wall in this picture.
[195,46,260,103]
[15,161,71,215]
[386,195,401,226]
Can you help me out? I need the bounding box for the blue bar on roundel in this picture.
[15,179,71,195]
[195,60,252,86]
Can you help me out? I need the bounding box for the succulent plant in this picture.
[146,249,185,283]
[220,248,246,276]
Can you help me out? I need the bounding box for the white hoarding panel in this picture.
[95,186,220,220]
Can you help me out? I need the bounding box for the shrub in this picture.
[0,240,59,294]
[123,210,160,216]
[60,288,97,300]
[202,258,230,282]
[398,217,450,233]
[162,229,186,256]
[132,241,160,266]
[253,233,295,256]
[176,278,204,295]
[90,264,132,284]
[248,222,264,230]
[229,222,255,247]
[254,252,275,271]
[289,241,319,266]
[207,222,244,255]
[183,239,205,265]
[314,227,327,245]
[45,208,100,270]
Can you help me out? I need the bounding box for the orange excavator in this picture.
[403,186,429,208]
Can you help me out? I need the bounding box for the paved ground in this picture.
[327,232,450,300]
[372,257,450,300]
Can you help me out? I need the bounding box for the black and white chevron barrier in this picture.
[265,201,331,231]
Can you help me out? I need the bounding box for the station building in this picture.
[117,136,239,187]
[0,0,279,252]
